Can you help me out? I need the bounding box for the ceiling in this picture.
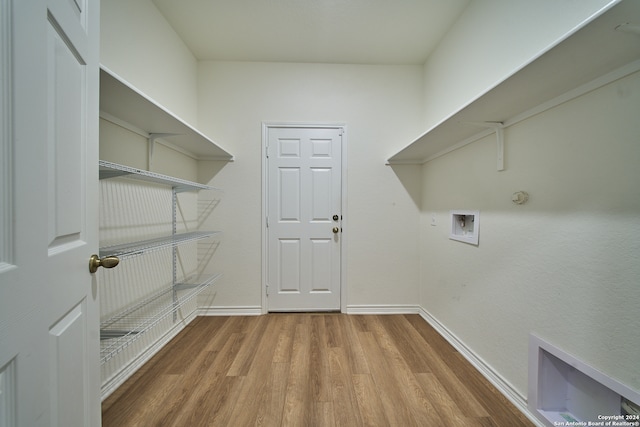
[151,0,470,64]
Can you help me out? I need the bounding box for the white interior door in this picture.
[266,126,343,311]
[0,0,100,425]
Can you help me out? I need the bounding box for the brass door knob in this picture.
[89,254,120,274]
[332,227,340,234]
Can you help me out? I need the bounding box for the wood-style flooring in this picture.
[102,314,534,426]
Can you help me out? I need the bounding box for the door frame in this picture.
[261,122,348,313]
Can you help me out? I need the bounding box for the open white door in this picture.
[265,125,343,312]
[0,0,100,425]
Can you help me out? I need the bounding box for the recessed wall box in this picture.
[449,210,479,245]
[529,334,640,426]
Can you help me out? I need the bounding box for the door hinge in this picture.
[266,217,269,228]
[266,283,269,297]
[265,144,269,158]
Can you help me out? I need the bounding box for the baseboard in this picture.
[417,307,544,427]
[198,306,263,316]
[198,305,417,316]
[345,304,421,314]
[100,310,198,401]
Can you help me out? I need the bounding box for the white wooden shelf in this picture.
[100,272,222,364]
[388,1,640,165]
[100,67,233,161]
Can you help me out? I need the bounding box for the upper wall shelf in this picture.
[388,0,640,165]
[99,160,221,192]
[100,66,234,161]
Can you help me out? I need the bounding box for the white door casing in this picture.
[0,0,100,425]
[264,124,345,312]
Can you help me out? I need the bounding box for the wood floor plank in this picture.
[404,315,533,426]
[367,315,444,426]
[101,374,181,427]
[357,331,417,426]
[403,314,458,360]
[272,314,296,363]
[312,401,337,427]
[352,373,391,426]
[341,315,371,374]
[381,314,434,373]
[389,315,491,418]
[281,321,312,426]
[159,332,245,426]
[161,315,229,375]
[102,315,534,427]
[415,372,480,426]
[447,352,534,427]
[328,346,363,426]
[324,314,345,348]
[254,362,290,427]
[226,315,268,376]
[310,315,332,402]
[226,315,284,425]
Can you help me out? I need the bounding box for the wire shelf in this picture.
[99,160,222,193]
[100,272,222,364]
[99,231,221,259]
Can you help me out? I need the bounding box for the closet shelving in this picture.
[387,1,640,165]
[98,65,233,396]
[99,231,220,260]
[100,67,233,161]
[100,273,221,364]
[98,160,223,364]
[99,160,221,262]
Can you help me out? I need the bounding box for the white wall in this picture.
[100,0,199,125]
[420,69,640,398]
[422,0,617,129]
[196,61,423,310]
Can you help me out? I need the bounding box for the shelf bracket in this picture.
[148,133,179,170]
[464,121,505,171]
[495,125,505,172]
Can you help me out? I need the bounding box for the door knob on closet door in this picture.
[332,227,340,234]
[89,254,120,274]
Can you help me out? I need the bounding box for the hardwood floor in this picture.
[102,314,534,426]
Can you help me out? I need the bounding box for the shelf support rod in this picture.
[172,187,178,322]
[148,133,178,171]
[496,125,505,172]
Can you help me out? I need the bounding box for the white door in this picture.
[266,126,343,311]
[0,0,100,425]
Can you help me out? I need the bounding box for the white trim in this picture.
[346,304,421,315]
[197,306,263,316]
[0,358,16,427]
[261,122,348,313]
[418,307,545,427]
[0,0,12,267]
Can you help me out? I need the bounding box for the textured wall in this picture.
[100,0,199,125]
[196,61,424,310]
[420,70,640,398]
[422,0,616,130]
